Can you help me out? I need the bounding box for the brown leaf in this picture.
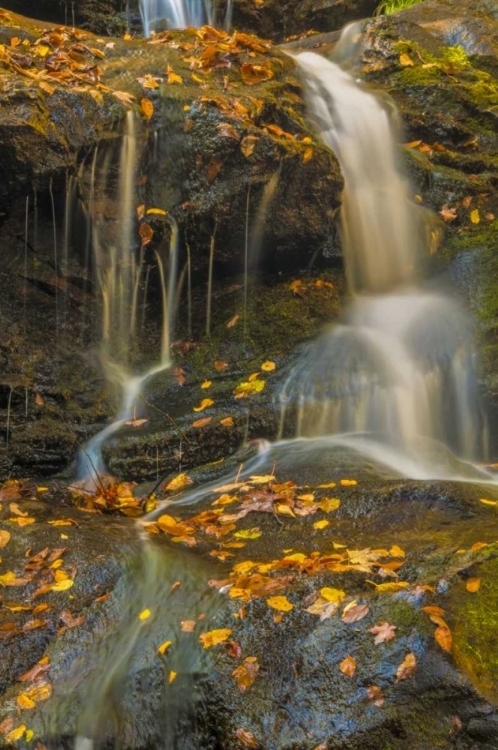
[207,155,222,182]
[366,685,384,707]
[141,97,154,120]
[139,222,154,246]
[0,717,14,736]
[220,416,234,427]
[236,728,258,748]
[439,204,458,222]
[396,652,416,682]
[339,655,356,677]
[226,313,240,328]
[368,621,397,645]
[214,360,229,371]
[192,417,212,429]
[217,122,240,141]
[342,602,369,623]
[241,135,259,158]
[240,63,274,85]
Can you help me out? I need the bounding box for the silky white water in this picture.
[278,50,488,478]
[140,0,232,36]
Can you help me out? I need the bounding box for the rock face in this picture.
[1,454,498,749]
[0,9,342,480]
[222,0,379,42]
[1,0,132,35]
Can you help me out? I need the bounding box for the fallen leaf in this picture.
[470,209,480,224]
[321,587,346,604]
[181,620,196,633]
[479,498,498,506]
[141,97,154,120]
[201,380,212,389]
[342,602,369,623]
[158,640,173,655]
[340,479,357,486]
[51,579,74,592]
[339,655,356,677]
[164,473,193,492]
[313,519,330,530]
[226,314,240,328]
[396,652,416,682]
[192,417,212,429]
[319,498,340,513]
[139,609,151,621]
[267,596,293,612]
[199,628,232,648]
[261,361,276,372]
[241,135,259,158]
[232,656,259,691]
[146,207,167,216]
[373,581,410,593]
[169,671,177,683]
[166,65,183,84]
[5,725,26,743]
[16,693,36,710]
[234,528,261,540]
[236,728,258,748]
[399,52,414,67]
[221,417,234,427]
[366,685,384,706]
[389,545,405,558]
[368,621,397,645]
[435,625,452,653]
[214,360,229,371]
[240,62,274,85]
[439,204,458,222]
[193,398,214,412]
[0,530,10,547]
[466,578,480,593]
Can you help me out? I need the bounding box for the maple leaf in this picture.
[368,621,397,645]
[439,204,457,222]
[396,652,416,682]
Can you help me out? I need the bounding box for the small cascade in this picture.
[279,49,487,478]
[140,0,214,36]
[77,111,179,480]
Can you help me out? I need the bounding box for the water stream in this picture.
[140,0,232,37]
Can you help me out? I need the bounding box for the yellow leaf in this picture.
[139,608,151,620]
[283,553,306,563]
[36,44,50,57]
[25,729,34,742]
[167,66,183,84]
[373,581,410,593]
[261,361,276,372]
[141,97,154,120]
[17,693,36,710]
[297,493,315,502]
[302,147,313,163]
[146,207,167,216]
[234,528,261,540]
[158,640,173,654]
[201,380,212,389]
[193,398,214,412]
[276,504,296,518]
[169,671,177,683]
[36,487,49,492]
[199,628,232,648]
[313,519,330,530]
[267,596,293,612]
[5,725,26,743]
[320,587,346,603]
[480,498,498,506]
[340,479,357,486]
[319,498,340,513]
[466,578,480,593]
[470,209,480,224]
[318,482,336,488]
[233,561,257,575]
[399,52,414,67]
[249,475,275,484]
[51,579,74,592]
[389,545,405,558]
[0,571,16,585]
[0,530,10,547]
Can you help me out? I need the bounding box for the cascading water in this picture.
[278,50,488,480]
[140,0,231,37]
[77,112,178,480]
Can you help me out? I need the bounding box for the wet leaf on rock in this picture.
[199,628,232,648]
[466,578,480,593]
[193,398,214,412]
[140,97,154,119]
[339,655,356,677]
[266,596,293,612]
[236,728,258,748]
[342,602,369,623]
[396,652,416,682]
[368,621,397,645]
[164,473,193,492]
[240,62,273,85]
[232,656,259,692]
[0,530,10,547]
[435,625,452,653]
[366,685,384,707]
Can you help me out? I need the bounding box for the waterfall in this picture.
[140,0,214,36]
[279,50,487,477]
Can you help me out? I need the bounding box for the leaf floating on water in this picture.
[232,656,259,692]
[193,398,214,412]
[158,640,172,655]
[368,621,397,645]
[233,379,265,398]
[164,473,193,492]
[141,97,154,119]
[439,204,457,222]
[466,578,480,593]
[249,475,275,485]
[396,652,416,682]
[318,482,336,489]
[139,609,151,621]
[479,498,498,506]
[339,655,356,677]
[236,728,259,748]
[234,528,261,540]
[267,596,293,612]
[199,628,232,648]
[0,530,10,548]
[125,418,148,427]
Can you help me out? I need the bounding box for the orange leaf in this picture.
[192,417,212,429]
[466,578,480,593]
[396,652,416,682]
[435,625,452,653]
[339,655,356,677]
[232,656,259,692]
[141,97,154,120]
[236,728,258,748]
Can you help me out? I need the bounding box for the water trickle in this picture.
[78,111,179,480]
[279,49,487,478]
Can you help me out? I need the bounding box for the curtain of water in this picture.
[278,48,487,471]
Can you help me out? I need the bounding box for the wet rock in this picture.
[220,0,379,43]
[1,0,133,35]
